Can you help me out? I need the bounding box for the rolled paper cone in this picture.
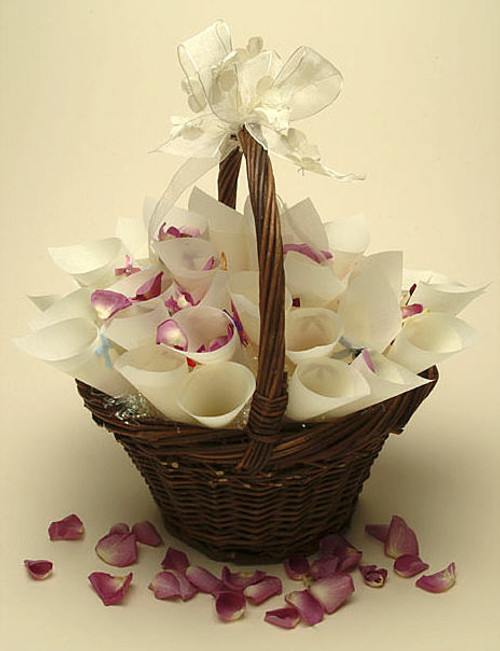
[285,307,343,365]
[386,312,480,373]
[324,213,369,278]
[282,198,330,252]
[114,344,191,422]
[115,217,149,264]
[104,303,169,350]
[159,204,209,239]
[48,237,128,288]
[410,281,488,315]
[14,318,131,396]
[177,361,256,428]
[355,251,403,298]
[402,268,456,291]
[27,294,62,311]
[284,251,345,307]
[338,267,402,352]
[30,288,96,330]
[199,271,231,311]
[286,358,370,422]
[153,237,219,294]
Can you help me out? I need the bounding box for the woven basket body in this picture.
[78,130,438,563]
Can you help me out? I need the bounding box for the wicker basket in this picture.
[77,128,438,563]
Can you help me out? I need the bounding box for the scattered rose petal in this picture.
[319,534,362,571]
[88,571,132,606]
[109,523,130,535]
[134,271,164,301]
[24,560,53,580]
[244,576,283,605]
[283,243,327,264]
[169,569,198,601]
[401,303,424,319]
[284,555,310,581]
[156,319,188,350]
[148,571,182,600]
[384,515,419,559]
[161,547,190,573]
[202,256,217,271]
[115,254,141,276]
[359,564,388,588]
[264,606,301,629]
[48,514,85,541]
[221,566,267,591]
[285,590,324,626]
[91,290,132,320]
[415,563,456,593]
[308,574,355,614]
[365,524,389,543]
[310,556,340,580]
[131,521,163,547]
[215,591,246,622]
[95,531,138,567]
[185,566,222,595]
[394,554,429,578]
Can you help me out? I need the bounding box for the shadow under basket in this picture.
[77,366,437,564]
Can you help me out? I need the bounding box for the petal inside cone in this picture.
[215,590,246,622]
[95,531,138,567]
[185,566,222,595]
[131,521,163,547]
[384,515,419,559]
[24,560,53,580]
[156,318,189,350]
[88,571,133,606]
[161,547,190,573]
[394,554,429,578]
[264,606,301,629]
[359,564,388,588]
[285,590,324,626]
[309,574,355,614]
[91,290,132,320]
[416,563,456,593]
[149,571,182,600]
[48,514,84,541]
[244,577,283,605]
[134,271,164,301]
[284,555,310,580]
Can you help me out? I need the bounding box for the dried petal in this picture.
[361,349,375,372]
[221,566,267,591]
[215,590,246,622]
[185,566,222,595]
[309,574,355,614]
[156,319,188,350]
[283,243,327,264]
[365,523,389,543]
[244,577,283,605]
[109,522,130,535]
[319,533,362,571]
[384,515,419,559]
[48,514,85,541]
[24,559,53,580]
[264,606,301,629]
[285,590,324,626]
[134,271,164,301]
[394,554,429,578]
[284,555,310,580]
[401,303,424,319]
[91,290,132,320]
[359,564,388,588]
[202,256,217,271]
[131,521,163,547]
[88,571,133,606]
[164,285,198,314]
[169,569,198,601]
[207,323,234,352]
[416,563,456,593]
[115,254,141,276]
[310,556,340,580]
[148,571,181,600]
[161,547,190,573]
[95,531,138,567]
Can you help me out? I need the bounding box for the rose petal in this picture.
[319,534,362,571]
[244,577,283,605]
[134,271,164,301]
[131,521,163,547]
[202,256,217,271]
[310,556,340,580]
[308,574,355,614]
[361,349,376,372]
[115,254,141,276]
[91,290,132,320]
[284,555,310,581]
[24,560,53,580]
[48,514,85,541]
[95,531,138,567]
[415,563,456,593]
[207,323,234,352]
[384,515,419,559]
[283,243,327,265]
[148,571,181,600]
[185,566,222,595]
[165,285,199,314]
[88,571,133,606]
[221,566,267,591]
[156,319,188,350]
[285,590,324,626]
[264,606,301,629]
[359,564,388,588]
[215,591,246,622]
[169,569,198,601]
[109,522,130,535]
[401,303,424,319]
[161,547,190,573]
[365,524,389,543]
[394,554,429,578]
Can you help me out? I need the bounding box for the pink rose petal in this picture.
[156,319,188,351]
[394,554,429,578]
[168,569,198,601]
[384,515,419,559]
[361,349,376,372]
[88,571,133,606]
[161,547,190,573]
[285,590,324,626]
[95,531,138,567]
[283,243,327,264]
[165,285,199,314]
[109,522,130,535]
[206,323,234,352]
[319,534,362,571]
[284,555,310,581]
[415,562,456,593]
[244,576,283,605]
[134,271,164,301]
[24,559,53,580]
[148,571,182,600]
[215,591,246,622]
[401,303,424,319]
[202,256,217,271]
[131,521,163,547]
[310,556,340,580]
[91,290,132,320]
[309,574,355,614]
[221,566,267,591]
[264,606,301,629]
[359,564,388,588]
[115,255,141,276]
[365,523,389,543]
[185,566,223,595]
[48,514,85,541]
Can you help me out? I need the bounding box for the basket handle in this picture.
[218,128,288,472]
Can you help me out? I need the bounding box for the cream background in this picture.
[1,1,499,649]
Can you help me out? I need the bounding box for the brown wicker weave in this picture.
[77,128,438,563]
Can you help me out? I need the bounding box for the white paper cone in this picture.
[286,358,370,421]
[115,218,150,264]
[104,302,169,350]
[282,198,330,251]
[153,237,219,294]
[285,307,343,364]
[48,237,128,288]
[14,318,131,396]
[324,213,370,278]
[386,312,480,373]
[27,294,62,311]
[158,204,209,240]
[356,251,403,297]
[402,268,456,290]
[199,270,231,311]
[30,288,96,330]
[177,361,256,428]
[114,344,191,422]
[410,281,488,315]
[284,251,345,307]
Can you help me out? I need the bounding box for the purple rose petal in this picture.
[401,303,424,319]
[283,243,327,264]
[48,514,85,541]
[156,319,188,351]
[202,256,217,271]
[95,531,138,567]
[416,563,456,593]
[24,560,53,580]
[309,574,355,614]
[319,533,362,571]
[88,571,133,606]
[161,547,190,573]
[284,555,310,581]
[215,591,246,622]
[115,254,141,276]
[264,606,301,629]
[361,349,376,372]
[365,523,389,543]
[385,515,419,559]
[131,521,163,547]
[185,566,222,595]
[109,522,130,535]
[221,566,267,591]
[91,290,132,320]
[244,576,283,605]
[359,564,388,588]
[149,571,182,600]
[134,271,164,302]
[310,556,340,580]
[286,589,324,626]
[394,554,429,578]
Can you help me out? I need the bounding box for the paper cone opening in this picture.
[285,307,343,364]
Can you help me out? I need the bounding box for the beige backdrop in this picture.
[1,1,499,649]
